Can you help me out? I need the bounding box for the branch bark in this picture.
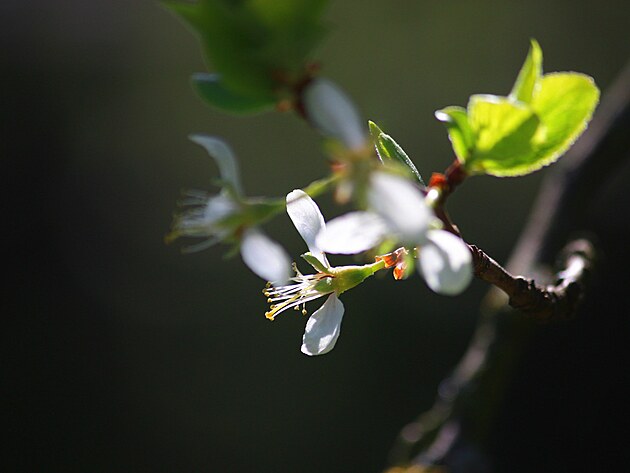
[470,239,595,323]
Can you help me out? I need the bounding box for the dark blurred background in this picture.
[2,1,629,472]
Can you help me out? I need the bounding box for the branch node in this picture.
[470,239,595,323]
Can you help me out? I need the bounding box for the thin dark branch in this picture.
[470,239,595,323]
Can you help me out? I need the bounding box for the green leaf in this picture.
[246,0,328,28]
[466,95,540,176]
[438,40,599,177]
[463,74,599,177]
[165,1,277,97]
[162,1,205,30]
[165,0,330,101]
[369,121,424,185]
[529,73,600,164]
[192,73,276,114]
[247,0,329,71]
[510,39,542,104]
[434,106,475,162]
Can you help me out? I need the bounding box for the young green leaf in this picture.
[246,0,328,28]
[369,121,424,185]
[162,0,204,30]
[509,39,543,104]
[529,72,600,166]
[466,95,540,175]
[192,73,276,114]
[434,106,475,162]
[437,40,599,177]
[165,0,329,105]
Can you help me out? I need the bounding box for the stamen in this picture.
[263,262,334,320]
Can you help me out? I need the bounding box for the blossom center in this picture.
[263,271,333,320]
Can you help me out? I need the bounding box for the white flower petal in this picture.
[173,194,236,241]
[418,229,473,295]
[301,293,345,356]
[368,172,432,244]
[317,211,388,254]
[241,229,291,283]
[189,134,243,194]
[286,189,329,266]
[203,193,238,223]
[302,78,367,150]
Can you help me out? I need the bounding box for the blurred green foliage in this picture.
[165,0,328,112]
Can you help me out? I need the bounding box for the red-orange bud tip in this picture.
[429,172,448,189]
[393,263,407,280]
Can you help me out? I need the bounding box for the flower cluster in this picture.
[318,171,473,295]
[170,85,473,358]
[263,178,473,356]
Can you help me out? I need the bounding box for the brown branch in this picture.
[470,239,595,323]
[428,155,598,323]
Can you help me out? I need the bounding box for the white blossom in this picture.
[264,190,381,356]
[317,172,473,295]
[169,134,290,283]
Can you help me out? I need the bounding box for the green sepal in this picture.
[434,106,475,163]
[301,252,329,273]
[192,73,276,114]
[313,277,334,294]
[369,121,424,185]
[510,39,542,104]
[329,264,378,295]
